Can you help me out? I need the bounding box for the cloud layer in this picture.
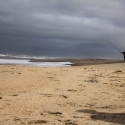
[0,0,125,59]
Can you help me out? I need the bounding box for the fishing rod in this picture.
[107,41,125,60]
[107,41,122,53]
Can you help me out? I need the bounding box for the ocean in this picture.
[0,54,72,67]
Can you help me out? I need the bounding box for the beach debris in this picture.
[28,120,47,124]
[0,97,2,99]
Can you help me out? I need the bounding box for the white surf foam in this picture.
[0,54,49,59]
[0,59,72,67]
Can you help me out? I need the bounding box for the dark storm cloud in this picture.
[0,0,125,58]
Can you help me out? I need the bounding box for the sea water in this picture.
[0,54,49,59]
[0,59,72,67]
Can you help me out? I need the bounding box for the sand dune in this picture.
[0,63,125,125]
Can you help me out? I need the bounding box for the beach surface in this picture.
[0,62,125,125]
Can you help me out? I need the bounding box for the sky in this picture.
[0,0,125,59]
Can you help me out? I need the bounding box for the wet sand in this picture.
[30,58,124,66]
[0,61,125,125]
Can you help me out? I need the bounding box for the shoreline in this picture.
[0,57,124,67]
[30,58,124,66]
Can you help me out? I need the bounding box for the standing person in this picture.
[121,52,125,61]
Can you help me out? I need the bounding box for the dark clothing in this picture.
[121,52,125,61]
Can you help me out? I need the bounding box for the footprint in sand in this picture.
[67,89,77,92]
[28,120,47,124]
[113,70,124,74]
[65,121,78,125]
[40,94,53,97]
[13,117,20,121]
[73,116,84,118]
[60,95,68,98]
[48,111,62,115]
[87,79,98,83]
[119,84,124,87]
[12,94,19,96]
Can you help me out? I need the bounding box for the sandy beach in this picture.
[0,62,125,125]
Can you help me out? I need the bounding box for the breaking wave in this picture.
[0,59,72,67]
[0,54,53,59]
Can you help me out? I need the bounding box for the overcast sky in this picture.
[0,0,125,59]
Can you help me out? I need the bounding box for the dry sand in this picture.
[0,63,125,125]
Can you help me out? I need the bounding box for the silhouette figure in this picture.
[121,52,125,61]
